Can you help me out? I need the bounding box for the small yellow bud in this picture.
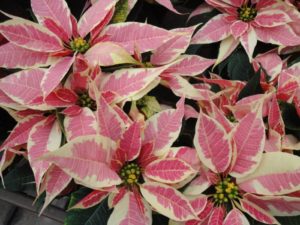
[128,174,136,180]
[127,178,134,184]
[225,188,232,193]
[219,193,224,199]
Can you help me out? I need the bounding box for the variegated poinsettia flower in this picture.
[0,80,87,215]
[0,63,101,214]
[250,51,300,151]
[253,49,300,117]
[173,101,300,225]
[0,102,73,214]
[0,0,176,98]
[41,97,201,223]
[131,26,218,101]
[192,0,300,64]
[198,73,246,115]
[0,0,134,97]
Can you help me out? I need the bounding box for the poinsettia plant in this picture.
[0,0,300,225]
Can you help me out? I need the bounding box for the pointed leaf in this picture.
[28,116,62,192]
[240,27,257,61]
[0,90,25,110]
[230,111,265,177]
[108,191,152,225]
[41,56,75,97]
[230,21,248,39]
[226,49,255,81]
[108,186,127,208]
[101,22,174,53]
[193,110,231,173]
[78,0,118,37]
[43,18,69,42]
[85,42,137,66]
[237,152,300,195]
[42,135,121,189]
[0,115,44,151]
[191,14,231,44]
[40,165,72,213]
[268,95,284,135]
[0,18,63,52]
[188,3,214,21]
[31,0,72,38]
[96,95,126,141]
[143,97,184,156]
[100,67,163,103]
[155,0,182,14]
[140,182,197,221]
[64,107,98,141]
[65,191,112,225]
[244,193,300,216]
[223,208,250,225]
[188,195,207,215]
[208,102,233,133]
[162,75,215,101]
[184,173,211,196]
[0,43,52,69]
[70,190,108,210]
[0,150,16,184]
[255,24,300,46]
[264,129,281,152]
[0,158,35,191]
[253,52,282,81]
[164,55,215,76]
[207,207,225,225]
[145,158,195,184]
[91,8,114,40]
[119,122,141,161]
[215,36,239,66]
[240,199,279,225]
[150,35,191,66]
[168,146,201,171]
[0,69,45,105]
[254,9,291,27]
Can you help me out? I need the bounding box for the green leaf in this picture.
[33,191,46,211]
[137,95,161,119]
[246,215,270,225]
[85,199,111,225]
[287,55,300,67]
[65,189,111,225]
[67,188,92,209]
[227,50,254,81]
[111,0,128,23]
[245,213,300,225]
[276,215,300,225]
[281,102,300,131]
[64,206,98,225]
[152,213,169,225]
[0,159,35,191]
[237,69,263,101]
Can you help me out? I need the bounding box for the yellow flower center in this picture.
[120,163,141,185]
[77,92,96,111]
[213,177,239,204]
[238,5,257,22]
[70,37,90,53]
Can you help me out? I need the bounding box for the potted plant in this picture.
[0,0,300,224]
